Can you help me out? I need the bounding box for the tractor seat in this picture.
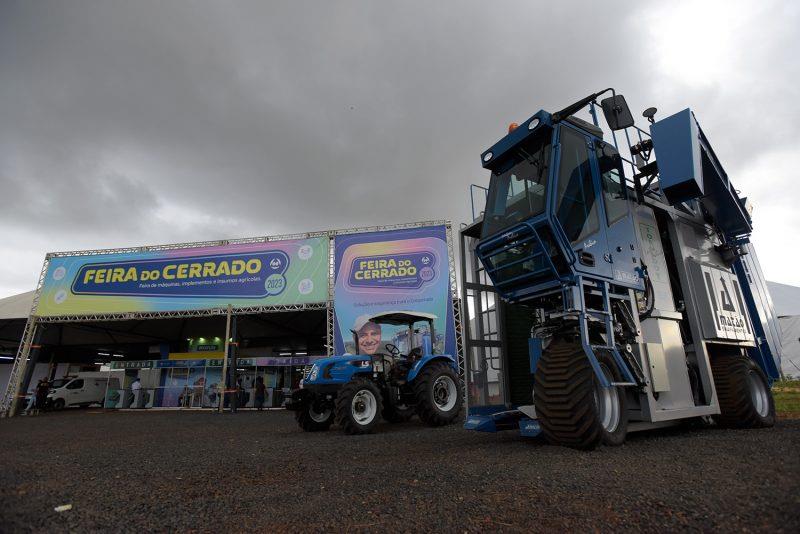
[407,347,423,362]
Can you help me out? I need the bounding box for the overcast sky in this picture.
[1,0,799,298]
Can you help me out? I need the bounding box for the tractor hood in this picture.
[304,354,372,384]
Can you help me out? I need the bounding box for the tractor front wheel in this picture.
[335,379,383,435]
[534,339,628,450]
[295,400,334,432]
[711,353,775,428]
[414,362,462,426]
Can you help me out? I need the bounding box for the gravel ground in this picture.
[1,410,798,532]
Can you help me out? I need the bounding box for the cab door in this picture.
[590,140,642,288]
[552,125,613,279]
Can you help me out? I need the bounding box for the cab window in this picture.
[597,142,628,225]
[481,128,552,239]
[66,379,84,390]
[556,127,599,244]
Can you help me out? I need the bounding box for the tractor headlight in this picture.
[372,361,384,373]
[308,365,319,381]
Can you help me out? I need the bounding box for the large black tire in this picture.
[335,379,383,435]
[533,339,628,450]
[52,398,65,411]
[711,353,775,428]
[414,362,462,426]
[295,401,334,432]
[382,403,415,423]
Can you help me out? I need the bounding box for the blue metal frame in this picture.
[466,94,785,439]
[474,118,644,394]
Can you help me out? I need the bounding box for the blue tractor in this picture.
[461,89,782,449]
[287,311,462,434]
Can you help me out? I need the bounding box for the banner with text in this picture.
[333,225,455,362]
[37,238,329,316]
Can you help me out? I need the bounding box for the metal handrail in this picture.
[470,184,488,221]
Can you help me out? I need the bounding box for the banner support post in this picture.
[219,304,233,414]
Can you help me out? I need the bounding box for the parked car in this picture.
[47,373,120,409]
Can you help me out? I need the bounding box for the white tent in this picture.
[779,316,800,378]
[0,290,35,321]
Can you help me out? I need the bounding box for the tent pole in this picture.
[219,305,232,414]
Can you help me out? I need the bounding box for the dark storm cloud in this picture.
[1,0,799,296]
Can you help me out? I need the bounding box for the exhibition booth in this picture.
[1,221,463,416]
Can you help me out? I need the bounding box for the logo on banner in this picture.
[71,251,290,299]
[347,251,437,289]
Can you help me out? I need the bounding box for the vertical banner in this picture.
[333,225,456,364]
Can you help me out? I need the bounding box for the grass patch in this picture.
[773,380,800,416]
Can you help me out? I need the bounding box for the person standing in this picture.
[34,379,49,415]
[23,383,38,415]
[130,377,142,408]
[254,376,266,410]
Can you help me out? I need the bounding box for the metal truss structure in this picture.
[1,220,464,417]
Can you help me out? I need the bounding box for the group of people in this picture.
[228,375,268,410]
[24,378,51,415]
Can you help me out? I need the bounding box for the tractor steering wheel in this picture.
[384,343,401,357]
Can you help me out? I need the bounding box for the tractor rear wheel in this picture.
[534,338,628,450]
[711,353,775,428]
[414,362,462,426]
[295,401,334,432]
[335,379,383,435]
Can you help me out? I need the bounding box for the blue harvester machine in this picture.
[460,89,783,449]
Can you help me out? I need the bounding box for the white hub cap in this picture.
[433,375,457,412]
[351,389,377,425]
[594,363,621,433]
[309,406,331,423]
[747,370,770,417]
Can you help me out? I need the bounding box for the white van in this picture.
[47,373,120,409]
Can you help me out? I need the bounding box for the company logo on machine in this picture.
[613,269,640,284]
[347,251,437,290]
[583,239,597,249]
[71,250,290,299]
[699,265,754,341]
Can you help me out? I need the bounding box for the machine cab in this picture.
[476,111,643,301]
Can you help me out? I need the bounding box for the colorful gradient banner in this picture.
[333,225,456,362]
[36,237,329,317]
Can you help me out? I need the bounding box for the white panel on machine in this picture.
[689,260,754,342]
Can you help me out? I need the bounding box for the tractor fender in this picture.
[407,355,457,383]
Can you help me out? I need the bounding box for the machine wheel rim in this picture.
[433,375,457,412]
[351,389,377,424]
[747,370,770,417]
[594,363,621,433]
[309,405,331,423]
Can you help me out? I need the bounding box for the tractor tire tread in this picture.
[711,353,775,428]
[334,379,383,435]
[295,404,333,432]
[534,338,627,450]
[413,362,462,427]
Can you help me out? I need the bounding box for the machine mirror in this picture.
[600,95,635,131]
